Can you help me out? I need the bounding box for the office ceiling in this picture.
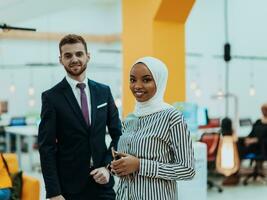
[0,0,118,24]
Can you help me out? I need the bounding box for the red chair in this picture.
[200,132,223,193]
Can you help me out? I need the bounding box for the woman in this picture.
[238,103,267,158]
[111,56,195,200]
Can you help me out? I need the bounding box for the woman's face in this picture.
[130,63,156,102]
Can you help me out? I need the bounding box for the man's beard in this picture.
[64,64,87,77]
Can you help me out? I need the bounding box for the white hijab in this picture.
[132,56,173,117]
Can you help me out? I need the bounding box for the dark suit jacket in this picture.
[38,78,122,198]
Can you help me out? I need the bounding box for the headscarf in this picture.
[132,56,173,117]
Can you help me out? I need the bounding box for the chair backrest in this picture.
[200,132,220,162]
[216,136,240,176]
[3,153,19,174]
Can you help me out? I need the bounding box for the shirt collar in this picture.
[66,75,88,90]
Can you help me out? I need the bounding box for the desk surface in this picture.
[198,126,251,138]
[0,120,9,127]
[4,125,38,136]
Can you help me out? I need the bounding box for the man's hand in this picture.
[50,195,65,200]
[90,167,110,184]
[111,152,140,177]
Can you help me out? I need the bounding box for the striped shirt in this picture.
[116,108,195,200]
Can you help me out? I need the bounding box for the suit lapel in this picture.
[88,79,97,129]
[61,78,88,130]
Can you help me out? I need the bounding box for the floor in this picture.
[20,152,267,200]
[208,184,267,200]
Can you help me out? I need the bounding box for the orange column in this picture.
[122,0,195,117]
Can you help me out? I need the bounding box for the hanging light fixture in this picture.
[28,68,35,96]
[188,64,199,92]
[216,68,224,99]
[193,71,202,97]
[28,85,35,96]
[190,80,197,90]
[28,99,36,107]
[9,83,16,93]
[216,89,224,100]
[249,85,256,96]
[249,64,256,96]
[8,73,16,93]
[195,87,202,97]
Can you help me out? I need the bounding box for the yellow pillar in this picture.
[122,0,195,117]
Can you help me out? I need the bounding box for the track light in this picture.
[0,23,36,32]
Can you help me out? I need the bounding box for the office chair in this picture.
[200,132,223,193]
[2,153,40,200]
[243,140,267,185]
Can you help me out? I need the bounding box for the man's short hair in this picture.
[59,34,88,54]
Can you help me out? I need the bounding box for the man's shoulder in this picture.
[89,79,110,91]
[42,78,66,96]
[255,119,262,125]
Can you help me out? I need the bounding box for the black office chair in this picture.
[243,140,267,185]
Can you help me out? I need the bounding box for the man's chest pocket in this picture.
[96,102,108,119]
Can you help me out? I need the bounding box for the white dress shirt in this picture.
[66,75,91,123]
[66,75,94,166]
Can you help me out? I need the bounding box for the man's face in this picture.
[59,43,90,77]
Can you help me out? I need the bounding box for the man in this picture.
[38,34,122,200]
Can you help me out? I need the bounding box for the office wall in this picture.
[186,0,267,121]
[0,2,122,117]
[1,0,267,123]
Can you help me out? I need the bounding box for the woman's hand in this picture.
[111,152,140,177]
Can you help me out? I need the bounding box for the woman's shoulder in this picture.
[125,113,138,120]
[163,107,183,118]
[159,108,184,125]
[122,113,138,125]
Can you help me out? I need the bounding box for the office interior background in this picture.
[0,0,267,200]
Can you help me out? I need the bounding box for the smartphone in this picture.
[111,147,121,160]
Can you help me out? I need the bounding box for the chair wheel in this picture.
[218,188,223,193]
[243,181,248,186]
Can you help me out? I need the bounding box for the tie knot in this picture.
[76,83,86,90]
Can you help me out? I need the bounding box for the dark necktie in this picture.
[76,83,90,125]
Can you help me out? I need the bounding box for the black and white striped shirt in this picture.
[116,108,195,200]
